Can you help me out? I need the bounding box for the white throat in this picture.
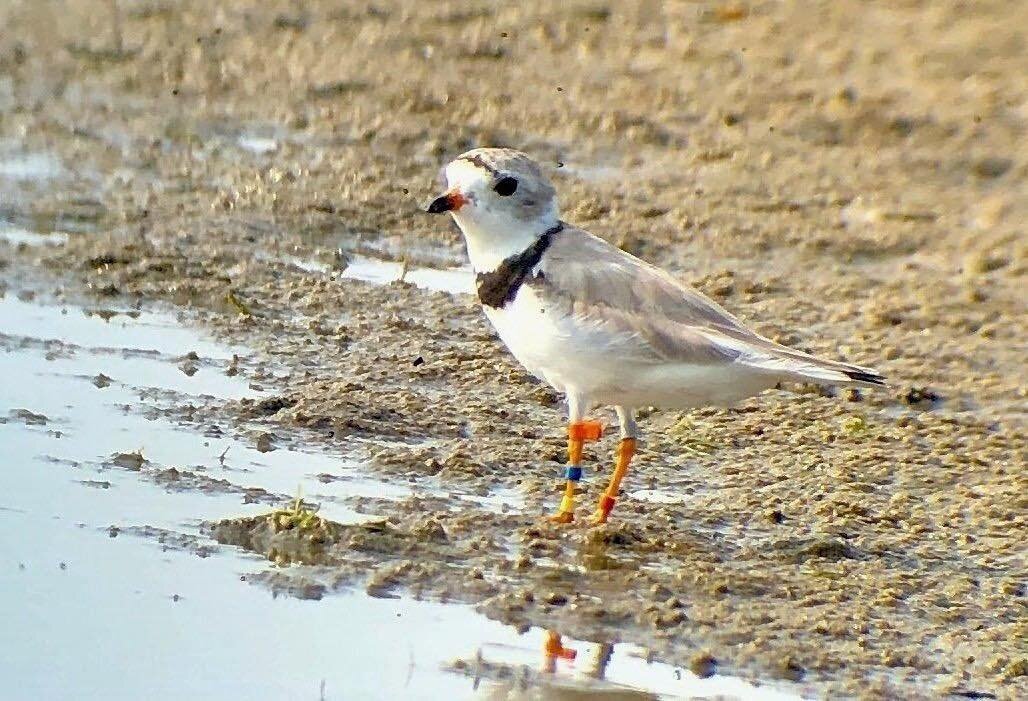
[453,214,560,272]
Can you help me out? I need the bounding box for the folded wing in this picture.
[534,226,885,387]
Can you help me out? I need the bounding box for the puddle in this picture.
[0,221,69,246]
[0,295,242,361]
[631,489,691,505]
[341,255,475,295]
[265,251,475,295]
[237,135,280,155]
[3,528,553,700]
[0,152,64,181]
[0,292,794,699]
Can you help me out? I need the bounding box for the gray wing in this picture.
[534,225,884,384]
[533,226,752,364]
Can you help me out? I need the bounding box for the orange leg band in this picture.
[568,420,603,442]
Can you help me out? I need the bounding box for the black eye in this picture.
[493,176,518,196]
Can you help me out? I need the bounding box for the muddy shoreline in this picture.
[2,1,1026,698]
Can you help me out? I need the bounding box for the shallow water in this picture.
[0,151,64,181]
[0,220,69,246]
[340,255,475,295]
[0,291,794,700]
[237,135,281,155]
[256,251,475,296]
[0,148,105,235]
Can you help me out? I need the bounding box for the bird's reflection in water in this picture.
[457,627,800,701]
[540,632,653,699]
[542,630,578,673]
[461,629,657,700]
[543,630,614,678]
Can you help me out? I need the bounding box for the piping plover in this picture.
[426,148,884,524]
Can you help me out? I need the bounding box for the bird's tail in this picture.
[701,327,886,389]
[739,341,886,388]
[782,361,886,388]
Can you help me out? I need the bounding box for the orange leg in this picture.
[591,437,637,525]
[549,420,603,523]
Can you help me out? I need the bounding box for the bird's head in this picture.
[426,148,560,270]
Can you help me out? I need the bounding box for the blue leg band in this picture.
[565,466,583,482]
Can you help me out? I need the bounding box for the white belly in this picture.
[483,287,777,409]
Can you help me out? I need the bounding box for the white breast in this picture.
[483,286,647,400]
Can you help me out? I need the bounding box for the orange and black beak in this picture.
[426,190,468,214]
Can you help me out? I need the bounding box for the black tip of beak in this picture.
[426,195,452,214]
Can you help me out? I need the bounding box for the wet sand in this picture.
[1,1,1026,698]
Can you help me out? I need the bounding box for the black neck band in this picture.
[476,221,564,309]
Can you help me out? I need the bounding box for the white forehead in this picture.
[444,159,495,189]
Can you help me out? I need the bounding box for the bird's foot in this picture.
[548,510,575,524]
[589,495,616,525]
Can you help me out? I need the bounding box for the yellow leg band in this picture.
[550,481,577,523]
[558,483,575,513]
